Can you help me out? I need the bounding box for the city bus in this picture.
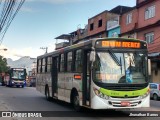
[5,68,27,88]
[36,38,151,110]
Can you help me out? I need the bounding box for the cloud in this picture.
[0,43,55,61]
[26,0,91,4]
[0,46,39,60]
[22,0,90,13]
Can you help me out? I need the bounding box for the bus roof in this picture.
[10,68,26,70]
[37,37,146,59]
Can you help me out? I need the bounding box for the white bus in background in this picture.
[36,38,150,111]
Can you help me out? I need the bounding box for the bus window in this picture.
[60,54,65,72]
[42,58,46,73]
[47,57,52,72]
[67,52,72,72]
[37,59,42,73]
[75,50,82,72]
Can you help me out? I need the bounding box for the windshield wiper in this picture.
[108,49,121,66]
[120,57,122,74]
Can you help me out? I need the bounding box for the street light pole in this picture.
[0,48,7,51]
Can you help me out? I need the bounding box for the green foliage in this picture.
[0,55,9,73]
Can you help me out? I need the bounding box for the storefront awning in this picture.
[148,53,160,57]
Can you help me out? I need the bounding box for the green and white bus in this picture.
[36,38,150,110]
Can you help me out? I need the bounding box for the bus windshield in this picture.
[12,70,25,80]
[93,51,147,84]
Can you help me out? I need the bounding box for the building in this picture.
[87,10,109,39]
[108,6,134,38]
[55,34,71,50]
[120,7,137,38]
[87,6,133,39]
[55,25,88,48]
[136,0,160,83]
[70,26,88,44]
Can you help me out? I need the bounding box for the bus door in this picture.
[82,50,91,106]
[51,57,58,97]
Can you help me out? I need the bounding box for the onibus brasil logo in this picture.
[2,112,42,118]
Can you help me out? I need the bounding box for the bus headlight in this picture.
[93,88,109,100]
[140,93,148,99]
[140,88,150,99]
[12,81,14,84]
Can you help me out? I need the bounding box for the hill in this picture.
[7,56,37,72]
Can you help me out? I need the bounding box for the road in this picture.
[0,86,159,120]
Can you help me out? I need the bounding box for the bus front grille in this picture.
[110,96,139,98]
[105,86,144,91]
[108,101,141,107]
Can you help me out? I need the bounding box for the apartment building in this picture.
[136,0,160,83]
[87,10,109,39]
[108,6,133,37]
[120,7,137,38]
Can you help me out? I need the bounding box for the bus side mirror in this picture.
[148,59,151,76]
[90,51,95,62]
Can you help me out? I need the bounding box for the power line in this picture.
[0,0,15,30]
[0,0,25,45]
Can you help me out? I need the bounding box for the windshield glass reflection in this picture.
[12,70,25,80]
[93,51,147,84]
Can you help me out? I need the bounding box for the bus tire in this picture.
[153,94,158,100]
[72,92,81,111]
[45,86,51,101]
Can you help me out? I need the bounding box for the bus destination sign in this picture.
[96,41,142,49]
[13,68,24,71]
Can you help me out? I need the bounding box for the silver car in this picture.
[149,83,160,100]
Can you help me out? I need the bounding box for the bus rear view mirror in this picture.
[148,59,151,76]
[90,51,95,62]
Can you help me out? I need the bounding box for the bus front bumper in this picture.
[11,81,25,86]
[91,95,150,109]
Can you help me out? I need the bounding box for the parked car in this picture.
[149,83,160,100]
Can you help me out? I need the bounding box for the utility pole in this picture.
[40,47,48,54]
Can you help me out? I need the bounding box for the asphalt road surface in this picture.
[0,86,159,120]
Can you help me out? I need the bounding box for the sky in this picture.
[0,0,136,60]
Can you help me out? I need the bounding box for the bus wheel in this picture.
[45,87,51,101]
[153,94,158,100]
[73,93,81,111]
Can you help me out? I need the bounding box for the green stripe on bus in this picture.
[99,87,148,97]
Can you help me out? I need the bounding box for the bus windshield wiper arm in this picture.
[120,57,122,74]
[108,49,121,66]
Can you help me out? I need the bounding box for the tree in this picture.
[0,55,9,73]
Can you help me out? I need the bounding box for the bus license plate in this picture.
[121,101,130,106]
